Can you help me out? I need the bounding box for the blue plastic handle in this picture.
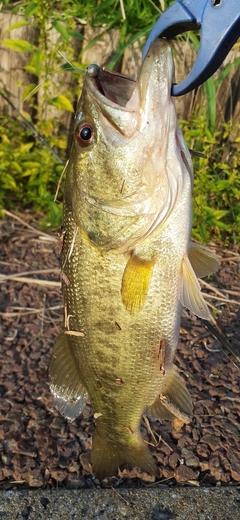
[143,0,240,96]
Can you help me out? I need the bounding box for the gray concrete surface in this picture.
[0,487,239,520]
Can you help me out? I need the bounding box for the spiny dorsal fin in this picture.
[49,332,88,421]
[121,254,155,314]
[188,241,220,278]
[180,254,211,320]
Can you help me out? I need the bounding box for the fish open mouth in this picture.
[83,40,177,141]
[85,40,174,115]
[86,64,136,107]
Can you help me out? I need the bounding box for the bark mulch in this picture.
[0,211,239,490]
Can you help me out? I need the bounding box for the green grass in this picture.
[182,116,240,244]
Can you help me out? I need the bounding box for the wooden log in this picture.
[0,11,38,116]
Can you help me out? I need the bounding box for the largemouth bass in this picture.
[49,39,219,479]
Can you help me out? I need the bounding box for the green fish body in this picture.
[49,40,219,479]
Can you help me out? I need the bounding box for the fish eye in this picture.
[75,122,95,147]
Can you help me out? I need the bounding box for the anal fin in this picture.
[49,332,88,421]
[121,254,155,314]
[147,365,193,425]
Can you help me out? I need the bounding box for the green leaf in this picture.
[2,39,37,52]
[68,30,84,41]
[213,209,229,220]
[214,56,240,87]
[205,77,216,135]
[22,162,40,169]
[188,32,200,50]
[19,143,34,154]
[4,21,29,33]
[199,221,209,242]
[50,95,74,112]
[19,110,32,123]
[61,61,84,74]
[188,33,217,134]
[22,84,38,102]
[24,1,38,18]
[22,169,38,178]
[52,21,70,43]
[1,134,10,145]
[3,174,17,190]
[215,180,229,190]
[12,161,22,174]
[40,201,62,229]
[24,51,43,76]
[218,163,229,170]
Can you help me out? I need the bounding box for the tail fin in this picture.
[91,429,156,480]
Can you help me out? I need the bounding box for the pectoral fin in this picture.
[49,332,88,420]
[121,255,155,314]
[147,365,192,425]
[180,254,211,320]
[188,241,219,278]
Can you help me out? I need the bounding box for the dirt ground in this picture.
[0,211,239,490]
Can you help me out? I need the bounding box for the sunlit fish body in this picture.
[49,40,219,479]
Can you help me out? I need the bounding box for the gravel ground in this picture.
[0,487,240,519]
[0,212,239,491]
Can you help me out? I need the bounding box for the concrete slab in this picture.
[0,486,239,519]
